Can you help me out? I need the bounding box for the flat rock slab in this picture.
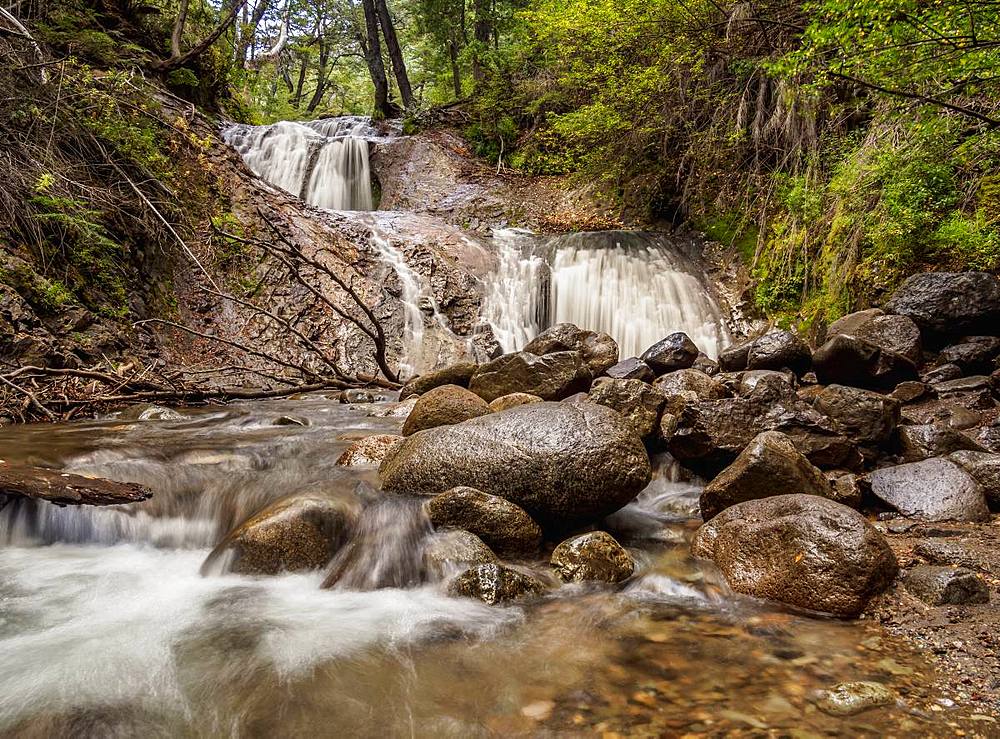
[0,464,152,506]
[865,458,989,522]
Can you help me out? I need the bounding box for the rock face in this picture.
[380,401,652,528]
[691,494,898,617]
[904,565,989,605]
[468,351,592,402]
[401,384,491,435]
[604,357,655,382]
[812,385,900,448]
[524,323,619,376]
[399,362,479,400]
[885,271,1000,342]
[202,492,358,575]
[948,450,1000,509]
[487,392,543,412]
[700,431,831,520]
[424,530,497,577]
[640,332,698,375]
[448,563,546,604]
[864,458,990,522]
[427,486,542,557]
[746,330,812,375]
[336,434,404,468]
[550,531,634,583]
[587,378,666,438]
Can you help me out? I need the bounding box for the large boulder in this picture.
[653,368,728,402]
[336,434,404,468]
[824,308,884,342]
[864,458,990,522]
[691,494,898,617]
[948,450,1000,509]
[604,357,655,382]
[468,351,592,402]
[640,332,699,375]
[812,385,900,448]
[718,338,754,372]
[854,314,923,366]
[667,397,761,475]
[938,336,1000,374]
[448,563,546,604]
[699,431,831,520]
[746,330,812,375]
[758,401,861,470]
[401,384,491,436]
[587,378,666,438]
[380,401,652,529]
[201,492,358,576]
[897,423,984,462]
[550,531,634,583]
[487,392,543,412]
[427,486,542,557]
[885,272,1000,343]
[524,323,619,376]
[813,334,916,391]
[399,361,479,400]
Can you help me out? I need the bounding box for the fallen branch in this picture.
[0,464,152,506]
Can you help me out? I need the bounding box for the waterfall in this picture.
[481,230,730,360]
[223,117,374,211]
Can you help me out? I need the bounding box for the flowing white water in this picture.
[224,117,374,210]
[482,230,730,359]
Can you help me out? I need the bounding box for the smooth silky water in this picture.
[0,397,949,737]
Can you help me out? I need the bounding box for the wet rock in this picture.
[922,363,963,385]
[550,531,634,583]
[336,434,404,468]
[815,682,895,716]
[640,332,699,375]
[854,314,923,366]
[668,397,761,475]
[468,351,592,402]
[812,385,900,447]
[399,361,479,400]
[691,353,719,375]
[939,336,1000,374]
[739,370,796,403]
[746,330,811,375]
[914,540,992,573]
[273,415,308,427]
[945,406,983,430]
[401,384,491,436]
[826,470,863,508]
[340,389,374,404]
[692,494,898,617]
[424,529,497,577]
[448,563,546,604]
[864,458,989,522]
[524,322,620,376]
[202,492,358,575]
[948,450,1000,509]
[825,308,885,341]
[897,424,984,462]
[934,374,994,399]
[718,338,753,372]
[653,368,728,402]
[118,404,184,421]
[588,378,666,438]
[700,431,831,520]
[885,271,1000,342]
[381,401,651,529]
[758,401,861,470]
[366,396,419,418]
[891,381,929,404]
[813,334,916,391]
[487,392,543,412]
[427,486,542,557]
[904,565,989,605]
[603,357,654,382]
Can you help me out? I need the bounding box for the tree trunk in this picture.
[170,0,190,58]
[293,52,309,106]
[157,0,248,72]
[360,0,396,119]
[236,0,273,68]
[374,0,413,109]
[306,40,331,114]
[472,0,491,82]
[448,38,461,97]
[0,465,152,506]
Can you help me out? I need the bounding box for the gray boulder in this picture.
[691,494,898,617]
[550,531,634,583]
[897,423,984,462]
[718,338,754,372]
[667,397,761,475]
[588,378,666,438]
[654,368,728,402]
[427,486,542,557]
[380,401,651,529]
[904,565,989,605]
[939,336,1000,373]
[402,384,491,436]
[886,271,1000,342]
[948,450,1000,509]
[399,361,479,400]
[854,314,923,366]
[448,563,546,604]
[468,351,592,402]
[864,458,989,521]
[746,330,811,375]
[813,334,916,391]
[699,431,831,520]
[824,308,884,342]
[524,322,620,376]
[640,332,699,375]
[604,357,655,382]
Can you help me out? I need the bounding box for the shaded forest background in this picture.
[2,0,1000,335]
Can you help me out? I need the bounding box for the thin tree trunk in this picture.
[306,40,331,113]
[171,0,190,58]
[360,0,395,118]
[236,0,273,68]
[157,0,248,72]
[448,38,461,97]
[374,0,413,108]
[293,52,309,106]
[472,0,491,81]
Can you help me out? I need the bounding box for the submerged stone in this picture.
[550,531,634,583]
[815,682,895,716]
[448,563,546,604]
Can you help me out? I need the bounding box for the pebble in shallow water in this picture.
[814,681,895,716]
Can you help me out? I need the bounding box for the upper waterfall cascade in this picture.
[224,117,375,211]
[484,230,730,359]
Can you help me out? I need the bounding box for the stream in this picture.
[0,396,952,736]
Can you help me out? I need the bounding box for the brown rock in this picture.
[402,384,490,436]
[488,392,543,412]
[448,563,546,604]
[399,361,479,400]
[427,486,542,556]
[587,378,667,438]
[336,434,404,468]
[550,531,634,583]
[468,351,592,402]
